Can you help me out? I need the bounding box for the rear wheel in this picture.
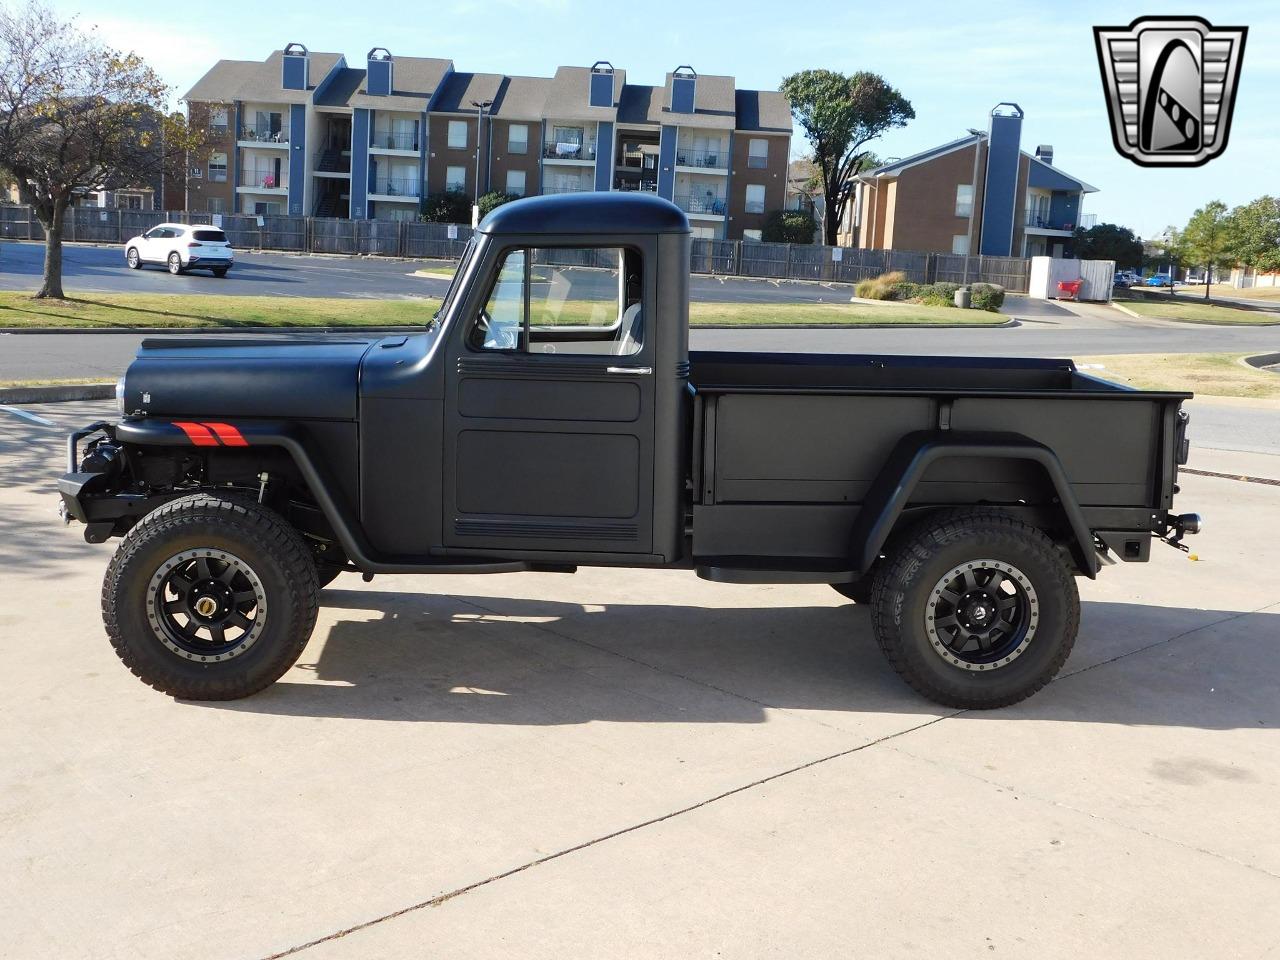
[212,267,228,278]
[126,247,141,269]
[167,252,183,275]
[102,493,320,700]
[870,510,1079,709]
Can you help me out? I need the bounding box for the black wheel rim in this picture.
[146,549,267,662]
[924,559,1038,671]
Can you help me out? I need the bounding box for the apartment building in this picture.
[182,45,791,239]
[844,103,1098,258]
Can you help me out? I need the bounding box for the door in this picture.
[443,241,657,556]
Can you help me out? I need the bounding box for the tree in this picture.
[420,190,471,224]
[1226,196,1280,276]
[1181,201,1232,299]
[780,69,913,246]
[761,209,817,244]
[477,191,519,218]
[1073,223,1144,269]
[0,2,206,299]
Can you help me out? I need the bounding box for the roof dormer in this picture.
[671,66,696,114]
[589,61,614,108]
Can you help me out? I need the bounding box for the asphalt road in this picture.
[3,399,1278,959]
[2,240,865,305]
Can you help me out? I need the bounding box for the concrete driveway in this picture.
[2,401,1278,959]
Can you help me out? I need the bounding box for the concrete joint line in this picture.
[259,712,958,959]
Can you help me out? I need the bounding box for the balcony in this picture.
[675,147,728,172]
[614,178,657,193]
[237,170,287,192]
[238,124,288,146]
[370,130,419,152]
[543,184,593,195]
[675,193,727,217]
[370,177,421,199]
[543,140,597,162]
[1024,210,1075,232]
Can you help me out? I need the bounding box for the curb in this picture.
[0,382,114,403]
[1243,353,1280,372]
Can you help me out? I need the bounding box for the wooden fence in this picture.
[0,205,1031,292]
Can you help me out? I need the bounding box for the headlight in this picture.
[115,377,126,416]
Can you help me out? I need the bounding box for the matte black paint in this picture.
[65,194,1193,585]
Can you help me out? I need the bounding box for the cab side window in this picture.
[469,247,643,356]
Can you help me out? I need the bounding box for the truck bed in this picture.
[687,351,1190,566]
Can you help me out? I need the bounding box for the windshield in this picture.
[434,237,477,326]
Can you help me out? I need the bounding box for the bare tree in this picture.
[0,2,205,298]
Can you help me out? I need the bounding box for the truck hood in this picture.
[121,337,379,421]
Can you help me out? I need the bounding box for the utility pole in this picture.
[470,99,493,227]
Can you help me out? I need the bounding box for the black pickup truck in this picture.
[59,193,1199,708]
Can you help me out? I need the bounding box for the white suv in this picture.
[124,223,234,277]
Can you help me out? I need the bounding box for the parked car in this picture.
[60,193,1200,711]
[1118,270,1143,285]
[1113,273,1131,288]
[124,223,234,277]
[1143,274,1175,287]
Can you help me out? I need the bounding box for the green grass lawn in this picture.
[0,291,1007,329]
[1080,353,1280,400]
[1117,290,1280,325]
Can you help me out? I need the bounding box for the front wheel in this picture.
[870,510,1079,709]
[126,247,141,269]
[167,252,183,275]
[102,493,320,699]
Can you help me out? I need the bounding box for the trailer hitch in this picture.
[1160,513,1203,552]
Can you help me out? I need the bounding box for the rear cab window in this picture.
[192,229,228,243]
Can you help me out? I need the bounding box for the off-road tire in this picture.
[832,580,872,604]
[102,493,320,700]
[870,509,1079,710]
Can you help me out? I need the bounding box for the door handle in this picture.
[606,366,653,376]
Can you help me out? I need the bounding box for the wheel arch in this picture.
[849,431,1099,579]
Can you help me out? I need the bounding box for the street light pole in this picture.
[470,99,493,227]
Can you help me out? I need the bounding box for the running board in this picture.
[696,561,860,585]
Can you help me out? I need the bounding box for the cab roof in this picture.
[477,192,690,237]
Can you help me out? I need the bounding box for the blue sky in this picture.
[56,0,1278,239]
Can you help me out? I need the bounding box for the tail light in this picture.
[187,242,202,248]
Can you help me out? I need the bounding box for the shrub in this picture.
[970,282,1006,311]
[421,190,471,224]
[762,209,818,244]
[918,292,954,307]
[929,281,961,301]
[854,270,907,300]
[478,191,520,218]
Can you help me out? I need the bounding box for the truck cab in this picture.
[59,193,1200,710]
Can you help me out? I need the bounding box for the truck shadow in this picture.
[208,586,1279,730]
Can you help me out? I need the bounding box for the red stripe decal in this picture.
[172,421,219,446]
[202,422,249,447]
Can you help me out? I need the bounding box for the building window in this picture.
[952,234,970,255]
[508,123,528,155]
[955,184,974,218]
[208,152,228,183]
[744,183,766,215]
[210,107,228,134]
[748,138,768,169]
[446,165,467,192]
[742,228,762,241]
[506,169,527,196]
[448,120,468,149]
[207,197,226,214]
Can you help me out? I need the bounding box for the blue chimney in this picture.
[589,61,614,108]
[282,42,309,91]
[671,66,696,114]
[978,102,1024,257]
[367,48,392,96]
